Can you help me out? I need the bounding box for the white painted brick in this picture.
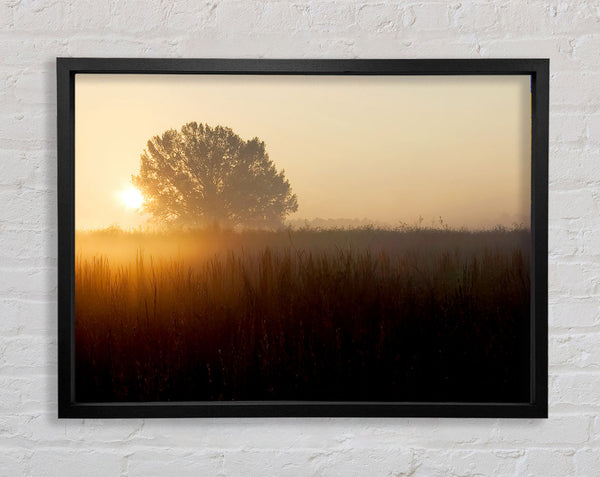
[63,419,146,444]
[105,0,166,32]
[225,447,415,476]
[549,299,600,328]
[550,333,600,369]
[261,2,312,33]
[0,188,57,227]
[0,38,68,67]
[0,151,39,187]
[549,227,584,257]
[165,2,219,31]
[0,449,32,477]
[407,419,501,446]
[0,229,56,265]
[30,450,122,477]
[137,419,370,449]
[341,36,415,58]
[309,2,357,32]
[550,113,587,144]
[497,1,550,36]
[479,37,575,71]
[501,1,600,37]
[520,449,576,477]
[0,70,15,107]
[400,5,416,29]
[0,413,58,446]
[588,113,600,145]
[549,189,598,220]
[582,227,600,256]
[591,416,600,445]
[0,414,140,446]
[65,37,178,58]
[415,449,523,477]
[407,3,452,32]
[136,418,512,450]
[0,0,598,473]
[548,261,600,298]
[13,69,55,105]
[573,34,600,68]
[453,2,501,34]
[575,448,600,477]
[1,299,56,336]
[313,37,357,57]
[356,3,402,33]
[493,416,590,445]
[0,111,50,148]
[216,2,263,32]
[550,146,600,185]
[546,2,600,35]
[12,0,66,31]
[0,336,57,374]
[0,376,51,413]
[398,38,482,57]
[0,267,56,300]
[552,72,600,107]
[317,448,414,476]
[64,0,113,30]
[551,373,600,407]
[176,30,317,58]
[216,1,303,34]
[224,449,323,475]
[127,449,223,476]
[0,1,13,28]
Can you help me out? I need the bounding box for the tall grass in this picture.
[75,227,531,402]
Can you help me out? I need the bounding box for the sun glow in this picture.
[120,187,144,209]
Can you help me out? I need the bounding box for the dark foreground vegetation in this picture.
[75,226,531,403]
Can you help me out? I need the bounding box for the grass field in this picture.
[75,226,531,402]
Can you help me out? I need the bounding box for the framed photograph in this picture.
[58,58,548,418]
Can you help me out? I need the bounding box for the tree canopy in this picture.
[132,122,298,229]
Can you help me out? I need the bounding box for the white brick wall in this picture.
[0,0,598,475]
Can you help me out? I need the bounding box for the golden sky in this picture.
[75,74,531,230]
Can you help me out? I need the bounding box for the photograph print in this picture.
[72,68,535,410]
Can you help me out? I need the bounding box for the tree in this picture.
[132,122,298,229]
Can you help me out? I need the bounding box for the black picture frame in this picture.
[57,58,548,419]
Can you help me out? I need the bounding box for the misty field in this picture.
[75,226,531,403]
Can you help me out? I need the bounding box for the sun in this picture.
[120,187,144,209]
